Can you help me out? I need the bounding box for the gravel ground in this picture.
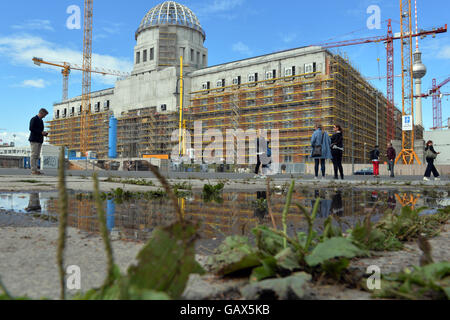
[1,222,448,300]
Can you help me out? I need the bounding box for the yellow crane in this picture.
[32,57,129,102]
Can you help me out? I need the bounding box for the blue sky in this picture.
[0,0,449,146]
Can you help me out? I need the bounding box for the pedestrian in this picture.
[423,140,440,181]
[29,108,49,175]
[386,143,396,178]
[369,145,380,178]
[330,124,344,180]
[261,141,272,177]
[254,135,268,178]
[310,123,332,179]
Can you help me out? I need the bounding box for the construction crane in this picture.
[314,20,447,148]
[395,0,419,164]
[32,57,129,101]
[414,77,450,129]
[81,0,94,156]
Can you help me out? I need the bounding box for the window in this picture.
[94,102,100,112]
[304,63,316,74]
[284,155,292,163]
[56,110,60,119]
[202,54,206,66]
[70,107,75,116]
[265,70,276,80]
[62,109,67,117]
[161,104,167,112]
[284,95,294,102]
[143,50,147,62]
[191,49,194,62]
[104,100,110,110]
[232,76,241,85]
[216,79,225,88]
[180,47,185,60]
[285,66,295,77]
[78,105,82,115]
[202,82,210,90]
[197,52,200,64]
[304,83,314,99]
[136,51,140,64]
[264,97,273,105]
[150,48,154,60]
[248,73,258,83]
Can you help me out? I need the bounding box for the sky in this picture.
[0,0,449,147]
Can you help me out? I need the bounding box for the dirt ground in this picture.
[1,217,448,300]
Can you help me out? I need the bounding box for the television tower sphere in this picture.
[413,50,427,79]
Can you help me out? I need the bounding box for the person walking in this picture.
[386,143,396,178]
[369,145,380,178]
[311,123,332,179]
[254,135,268,178]
[423,140,440,181]
[330,124,344,180]
[29,108,49,175]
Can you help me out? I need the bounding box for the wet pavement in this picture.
[1,187,449,252]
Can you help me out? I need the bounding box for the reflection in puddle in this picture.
[0,188,448,242]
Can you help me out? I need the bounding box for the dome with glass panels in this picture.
[136,1,205,40]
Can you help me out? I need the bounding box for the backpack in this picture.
[369,149,379,160]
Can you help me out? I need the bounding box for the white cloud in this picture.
[20,79,48,88]
[12,19,54,32]
[232,41,252,56]
[281,33,297,44]
[196,0,244,18]
[437,45,450,59]
[0,33,133,86]
[0,131,30,147]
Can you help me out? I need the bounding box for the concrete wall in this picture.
[423,130,450,165]
[305,161,449,176]
[133,25,207,75]
[113,66,191,115]
[53,89,114,120]
[189,46,326,93]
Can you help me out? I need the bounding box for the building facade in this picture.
[48,1,409,164]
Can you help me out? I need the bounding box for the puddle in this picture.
[0,188,449,249]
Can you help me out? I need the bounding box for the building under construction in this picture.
[48,1,419,165]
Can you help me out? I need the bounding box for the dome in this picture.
[136,1,205,40]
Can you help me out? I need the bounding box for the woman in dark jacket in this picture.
[424,140,440,181]
[330,124,344,180]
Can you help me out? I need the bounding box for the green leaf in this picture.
[252,226,286,256]
[126,222,204,299]
[322,258,350,280]
[208,236,261,276]
[275,247,301,271]
[241,272,311,300]
[250,256,277,283]
[306,237,367,267]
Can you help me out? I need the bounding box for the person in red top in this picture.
[386,143,396,178]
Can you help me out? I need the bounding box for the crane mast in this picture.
[396,0,421,165]
[81,0,93,156]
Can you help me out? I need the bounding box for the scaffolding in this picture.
[188,52,404,164]
[117,107,179,158]
[47,111,112,158]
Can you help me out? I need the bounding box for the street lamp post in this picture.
[351,124,355,175]
[376,94,379,146]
